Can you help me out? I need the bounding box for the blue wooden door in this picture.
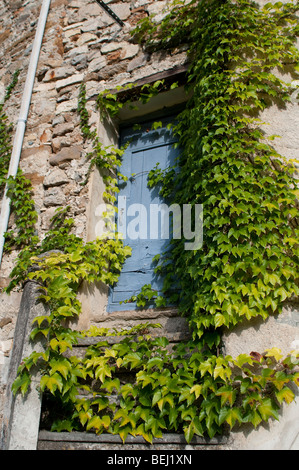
[107,116,179,312]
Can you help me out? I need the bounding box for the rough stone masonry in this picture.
[0,0,299,450]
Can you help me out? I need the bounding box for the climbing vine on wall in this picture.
[8,0,299,443]
[132,0,299,339]
[0,69,38,253]
[0,70,20,192]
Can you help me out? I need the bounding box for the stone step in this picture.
[79,307,191,340]
[37,430,229,450]
[76,331,191,346]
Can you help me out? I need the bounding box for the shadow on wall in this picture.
[76,279,109,330]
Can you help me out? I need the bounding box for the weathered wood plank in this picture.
[88,64,190,103]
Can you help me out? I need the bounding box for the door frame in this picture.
[81,83,189,320]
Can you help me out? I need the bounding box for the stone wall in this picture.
[0,0,188,435]
[0,0,299,450]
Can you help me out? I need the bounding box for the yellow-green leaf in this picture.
[190,384,203,399]
[264,347,283,362]
[216,386,236,407]
[258,398,279,421]
[276,387,295,405]
[40,373,63,394]
[86,415,102,431]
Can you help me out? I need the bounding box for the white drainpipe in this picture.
[0,0,51,267]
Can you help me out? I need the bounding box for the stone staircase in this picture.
[37,308,230,450]
[2,282,230,450]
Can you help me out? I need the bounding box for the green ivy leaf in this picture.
[40,373,64,395]
[257,398,279,421]
[12,372,31,397]
[215,385,236,407]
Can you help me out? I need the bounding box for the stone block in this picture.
[122,43,139,59]
[64,27,81,39]
[88,55,107,73]
[52,115,65,127]
[33,81,56,93]
[52,122,75,137]
[43,168,69,188]
[106,50,122,64]
[44,187,66,207]
[97,62,128,80]
[49,146,82,166]
[71,54,88,70]
[24,172,44,185]
[43,57,64,69]
[33,97,56,118]
[76,32,98,46]
[51,137,62,153]
[77,3,103,21]
[67,45,89,57]
[68,0,83,7]
[127,52,149,72]
[80,18,101,32]
[20,147,50,176]
[101,41,123,54]
[43,66,76,82]
[111,3,131,20]
[55,73,84,91]
[21,146,51,160]
[56,98,79,114]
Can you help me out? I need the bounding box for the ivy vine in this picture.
[133,0,299,338]
[0,69,39,254]
[0,70,20,193]
[7,0,299,445]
